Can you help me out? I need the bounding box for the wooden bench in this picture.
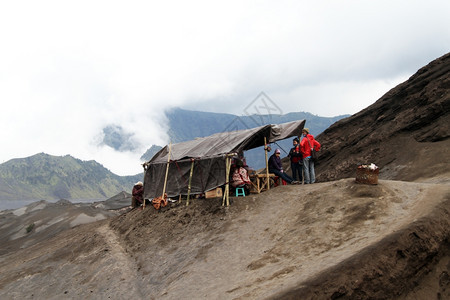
[249,173,276,193]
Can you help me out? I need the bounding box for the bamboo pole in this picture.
[161,143,172,198]
[186,159,195,206]
[226,156,232,206]
[222,155,233,206]
[142,163,147,209]
[222,156,229,206]
[264,137,270,190]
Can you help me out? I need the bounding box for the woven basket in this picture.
[355,167,379,185]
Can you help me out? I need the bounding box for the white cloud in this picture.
[0,0,449,175]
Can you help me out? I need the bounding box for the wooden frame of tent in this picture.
[142,119,305,206]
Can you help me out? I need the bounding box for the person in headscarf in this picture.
[231,159,251,195]
[131,181,144,208]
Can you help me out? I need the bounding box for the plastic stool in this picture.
[235,187,246,197]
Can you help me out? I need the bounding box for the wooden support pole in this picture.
[226,156,231,206]
[222,156,228,206]
[186,159,195,206]
[161,143,172,198]
[142,163,147,209]
[264,137,270,190]
[222,155,232,206]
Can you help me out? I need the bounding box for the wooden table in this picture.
[249,173,276,193]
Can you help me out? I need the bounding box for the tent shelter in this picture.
[143,119,305,205]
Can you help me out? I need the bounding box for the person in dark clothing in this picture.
[268,148,297,184]
[289,137,303,182]
[131,181,144,208]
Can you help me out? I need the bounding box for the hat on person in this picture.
[135,181,143,186]
[275,148,281,154]
[293,137,299,143]
[302,128,309,134]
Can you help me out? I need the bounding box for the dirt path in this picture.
[0,220,146,299]
[94,223,144,298]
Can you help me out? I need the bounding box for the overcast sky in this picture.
[0,1,449,176]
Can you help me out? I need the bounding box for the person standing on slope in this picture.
[300,128,321,184]
[289,137,303,183]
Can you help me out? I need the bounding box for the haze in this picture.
[0,0,449,175]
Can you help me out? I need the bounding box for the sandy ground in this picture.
[0,200,119,257]
[0,177,448,299]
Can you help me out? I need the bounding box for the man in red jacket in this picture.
[300,128,321,184]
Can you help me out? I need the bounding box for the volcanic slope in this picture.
[315,52,450,183]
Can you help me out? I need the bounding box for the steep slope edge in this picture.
[315,52,450,182]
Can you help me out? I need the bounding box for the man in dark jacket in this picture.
[268,148,296,184]
[289,137,303,182]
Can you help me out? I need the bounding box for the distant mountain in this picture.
[144,108,349,168]
[101,125,140,152]
[165,108,347,143]
[0,153,142,201]
[140,145,163,161]
[99,107,347,166]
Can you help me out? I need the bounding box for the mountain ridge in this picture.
[0,153,142,202]
[165,108,348,143]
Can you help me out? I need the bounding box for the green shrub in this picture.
[26,223,35,233]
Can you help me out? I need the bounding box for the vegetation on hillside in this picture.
[0,153,142,201]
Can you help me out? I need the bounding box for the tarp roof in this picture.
[144,119,305,198]
[149,119,306,164]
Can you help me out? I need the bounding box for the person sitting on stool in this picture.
[231,159,251,195]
